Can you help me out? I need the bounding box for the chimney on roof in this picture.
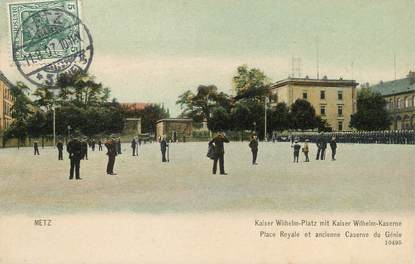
[305,75,309,79]
[322,75,327,80]
[380,80,383,84]
[407,71,415,84]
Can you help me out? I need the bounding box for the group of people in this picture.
[291,135,337,163]
[206,131,340,175]
[273,130,415,145]
[65,135,121,180]
[29,128,411,179]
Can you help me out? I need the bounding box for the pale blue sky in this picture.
[1,0,415,116]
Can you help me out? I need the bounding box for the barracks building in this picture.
[369,72,415,130]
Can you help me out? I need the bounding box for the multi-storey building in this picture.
[369,72,415,130]
[0,71,14,132]
[270,76,358,131]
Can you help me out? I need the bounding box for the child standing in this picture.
[302,139,310,162]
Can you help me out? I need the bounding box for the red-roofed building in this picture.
[120,102,150,111]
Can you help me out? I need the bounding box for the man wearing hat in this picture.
[105,136,118,175]
[208,131,230,175]
[160,136,168,162]
[67,135,83,180]
[330,136,337,161]
[248,134,259,165]
[291,138,301,163]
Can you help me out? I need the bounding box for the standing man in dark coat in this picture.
[315,134,322,160]
[330,136,337,161]
[160,136,168,162]
[81,138,88,160]
[98,139,103,151]
[105,136,117,175]
[208,132,230,175]
[67,137,83,180]
[131,138,137,156]
[34,141,40,155]
[249,134,259,165]
[57,140,64,160]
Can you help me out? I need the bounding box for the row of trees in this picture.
[4,71,169,145]
[177,66,331,139]
[177,65,391,137]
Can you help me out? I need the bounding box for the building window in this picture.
[338,91,343,100]
[337,105,343,116]
[404,97,409,108]
[320,90,325,100]
[320,105,326,116]
[397,98,402,109]
[303,92,308,100]
[338,121,343,131]
[412,96,415,107]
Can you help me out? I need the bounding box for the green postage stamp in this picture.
[8,0,93,87]
[9,0,81,61]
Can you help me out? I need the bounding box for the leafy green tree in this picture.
[177,85,231,123]
[316,116,332,132]
[350,88,391,131]
[231,102,252,131]
[208,106,231,132]
[290,99,318,131]
[232,65,271,100]
[269,102,290,132]
[32,87,55,111]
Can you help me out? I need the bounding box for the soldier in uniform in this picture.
[67,136,83,180]
[208,132,230,175]
[81,138,88,160]
[330,136,337,161]
[248,134,259,165]
[315,134,322,160]
[131,138,137,156]
[292,139,301,163]
[105,136,118,175]
[33,141,40,155]
[57,140,64,160]
[160,136,168,162]
[98,139,103,151]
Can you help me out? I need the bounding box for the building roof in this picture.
[120,102,150,111]
[0,71,15,88]
[369,75,415,96]
[156,118,192,124]
[272,77,358,89]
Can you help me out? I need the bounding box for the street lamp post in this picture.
[67,125,71,140]
[52,104,56,148]
[264,97,269,142]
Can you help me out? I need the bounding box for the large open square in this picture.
[0,142,413,214]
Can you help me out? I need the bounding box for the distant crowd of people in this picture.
[273,130,415,145]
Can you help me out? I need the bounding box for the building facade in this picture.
[271,77,358,131]
[156,118,192,141]
[0,71,14,132]
[369,72,415,130]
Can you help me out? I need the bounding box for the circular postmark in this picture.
[12,8,93,88]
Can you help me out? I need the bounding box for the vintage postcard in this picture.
[0,0,414,263]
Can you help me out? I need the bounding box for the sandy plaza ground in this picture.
[0,141,413,214]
